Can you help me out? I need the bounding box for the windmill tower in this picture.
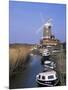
[43,19,52,39]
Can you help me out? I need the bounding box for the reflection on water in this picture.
[10,55,44,89]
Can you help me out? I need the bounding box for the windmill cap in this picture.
[44,22,52,27]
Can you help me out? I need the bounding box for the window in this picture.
[46,63,51,67]
[42,76,45,79]
[48,75,54,79]
[39,75,40,79]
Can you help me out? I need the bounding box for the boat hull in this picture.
[36,79,59,87]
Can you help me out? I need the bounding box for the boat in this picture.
[36,70,59,87]
[43,60,56,69]
[42,49,50,57]
[41,49,50,64]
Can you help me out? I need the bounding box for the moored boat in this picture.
[43,60,56,69]
[42,49,50,57]
[36,70,59,87]
[41,48,51,64]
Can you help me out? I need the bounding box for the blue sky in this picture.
[9,1,66,44]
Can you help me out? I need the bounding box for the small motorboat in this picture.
[36,70,59,87]
[43,60,56,69]
[41,49,51,64]
[42,49,50,57]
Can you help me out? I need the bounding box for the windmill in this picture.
[36,17,53,40]
[35,14,60,47]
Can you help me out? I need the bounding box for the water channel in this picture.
[10,55,45,89]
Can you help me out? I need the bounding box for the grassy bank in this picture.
[9,44,34,77]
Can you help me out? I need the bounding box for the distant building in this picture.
[40,38,60,46]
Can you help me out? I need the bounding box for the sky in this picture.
[9,1,66,44]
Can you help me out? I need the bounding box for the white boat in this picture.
[42,49,50,57]
[36,70,59,86]
[41,49,50,64]
[43,60,56,69]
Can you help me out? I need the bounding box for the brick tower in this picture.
[40,19,60,46]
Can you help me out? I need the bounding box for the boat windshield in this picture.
[48,75,54,79]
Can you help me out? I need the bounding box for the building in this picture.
[40,19,60,46]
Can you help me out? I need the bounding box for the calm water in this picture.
[10,55,44,89]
